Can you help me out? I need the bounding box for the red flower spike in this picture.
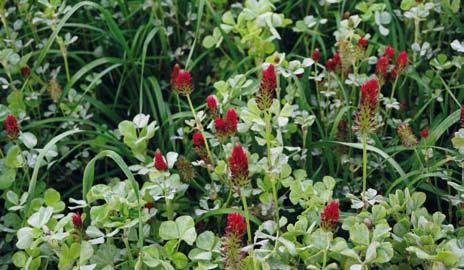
[395,51,408,72]
[256,64,277,111]
[384,46,395,59]
[72,212,83,228]
[360,79,378,109]
[358,36,368,47]
[215,117,227,135]
[312,48,320,62]
[154,149,168,171]
[225,212,246,236]
[376,56,390,76]
[20,66,31,77]
[320,200,339,230]
[145,202,155,209]
[333,52,341,65]
[460,106,464,127]
[206,95,218,115]
[325,58,335,70]
[3,114,19,139]
[193,132,204,147]
[228,144,249,187]
[226,108,238,135]
[420,129,429,138]
[170,64,193,95]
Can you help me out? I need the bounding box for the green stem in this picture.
[413,18,420,63]
[362,135,368,194]
[165,197,174,220]
[123,229,135,266]
[186,94,213,162]
[265,112,279,224]
[240,188,252,245]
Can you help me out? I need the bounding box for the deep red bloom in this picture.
[395,51,408,72]
[460,106,464,127]
[325,58,335,70]
[72,212,83,228]
[320,200,339,230]
[358,36,368,47]
[20,66,31,77]
[3,114,19,139]
[384,46,395,59]
[389,68,398,80]
[145,202,155,209]
[376,56,390,76]
[206,95,218,115]
[215,117,227,135]
[171,64,193,95]
[153,149,168,171]
[256,64,277,110]
[193,132,204,147]
[360,79,378,109]
[420,129,429,138]
[312,48,320,62]
[225,212,246,236]
[226,108,238,135]
[332,52,341,65]
[228,144,249,186]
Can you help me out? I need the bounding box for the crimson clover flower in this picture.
[170,64,193,95]
[3,114,19,139]
[354,79,379,138]
[72,212,83,228]
[420,128,429,139]
[376,56,390,77]
[226,108,238,135]
[312,48,320,62]
[222,212,246,270]
[206,95,218,116]
[228,144,249,187]
[225,212,246,236]
[358,36,368,47]
[154,149,168,171]
[320,200,339,230]
[384,46,395,59]
[256,64,276,111]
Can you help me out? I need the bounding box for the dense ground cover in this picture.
[0,0,464,269]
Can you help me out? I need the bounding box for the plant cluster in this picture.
[0,0,464,270]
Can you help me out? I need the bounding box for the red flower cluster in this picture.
[420,128,429,138]
[145,202,155,209]
[461,106,464,127]
[376,56,390,76]
[360,79,378,109]
[225,213,246,236]
[20,66,31,77]
[154,149,168,171]
[3,114,19,139]
[206,95,218,116]
[215,108,238,141]
[358,36,368,47]
[312,48,320,62]
[228,144,249,187]
[325,52,341,71]
[170,64,193,95]
[193,132,204,147]
[384,46,395,59]
[320,200,339,230]
[395,51,408,72]
[256,64,277,110]
[72,212,83,228]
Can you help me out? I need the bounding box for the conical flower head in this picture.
[193,132,204,147]
[360,79,378,110]
[312,48,320,62]
[3,114,19,139]
[376,56,390,76]
[355,79,378,138]
[358,36,368,47]
[384,46,395,59]
[228,144,249,187]
[171,64,193,95]
[320,200,339,230]
[206,95,218,116]
[177,155,195,182]
[256,64,276,111]
[72,212,83,228]
[395,51,408,73]
[226,108,238,135]
[397,123,418,147]
[225,213,246,236]
[154,149,168,171]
